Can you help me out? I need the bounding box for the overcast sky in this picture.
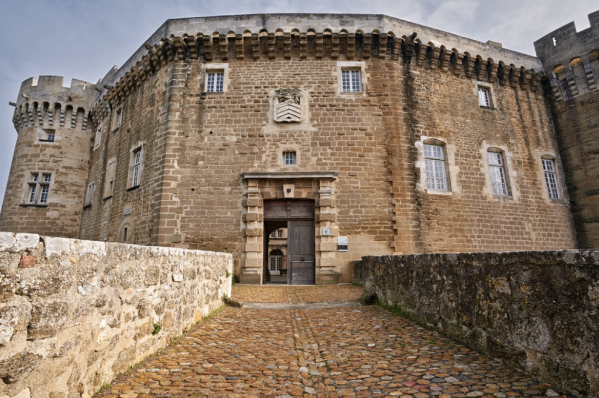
[0,0,596,208]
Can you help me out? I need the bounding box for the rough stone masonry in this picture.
[0,232,232,398]
[353,250,599,397]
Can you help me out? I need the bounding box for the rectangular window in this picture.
[85,182,95,206]
[342,70,361,92]
[132,149,142,187]
[424,144,448,191]
[104,160,117,198]
[270,231,276,238]
[277,229,283,238]
[113,108,122,130]
[25,172,51,205]
[206,72,224,92]
[94,125,102,150]
[543,159,560,200]
[284,151,296,165]
[488,152,508,196]
[478,87,491,107]
[270,256,283,271]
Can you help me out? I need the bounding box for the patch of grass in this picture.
[377,301,414,321]
[226,270,231,278]
[351,281,363,287]
[93,383,113,397]
[152,324,161,335]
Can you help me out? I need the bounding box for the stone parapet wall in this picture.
[0,232,232,398]
[353,251,599,397]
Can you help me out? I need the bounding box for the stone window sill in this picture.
[103,195,113,201]
[19,203,48,208]
[83,204,92,209]
[126,185,140,192]
[38,139,56,143]
[480,106,496,110]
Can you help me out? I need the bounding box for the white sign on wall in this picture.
[338,236,348,251]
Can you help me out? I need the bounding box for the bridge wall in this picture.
[0,232,232,398]
[353,250,599,397]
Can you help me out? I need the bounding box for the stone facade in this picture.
[534,10,599,249]
[352,250,599,397]
[0,232,232,398]
[4,13,598,284]
[0,77,95,238]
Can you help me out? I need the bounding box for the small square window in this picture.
[478,87,491,107]
[206,71,224,92]
[341,70,362,92]
[283,151,296,165]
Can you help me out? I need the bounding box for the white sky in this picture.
[0,0,596,211]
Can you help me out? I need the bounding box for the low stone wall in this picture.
[0,233,232,398]
[353,251,599,397]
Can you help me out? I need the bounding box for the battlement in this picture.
[12,76,96,133]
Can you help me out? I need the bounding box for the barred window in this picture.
[478,87,491,107]
[341,70,361,92]
[542,158,560,200]
[424,144,448,191]
[488,151,509,196]
[25,172,51,205]
[206,71,224,92]
[284,151,296,165]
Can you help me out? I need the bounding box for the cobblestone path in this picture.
[100,285,557,398]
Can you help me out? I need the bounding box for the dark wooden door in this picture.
[288,220,315,285]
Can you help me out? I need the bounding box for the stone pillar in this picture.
[316,178,341,284]
[240,178,263,284]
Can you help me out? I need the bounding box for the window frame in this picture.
[94,124,103,150]
[128,143,144,189]
[487,150,510,197]
[85,181,95,207]
[542,157,561,200]
[476,82,496,109]
[24,172,51,205]
[205,71,225,93]
[283,151,297,166]
[423,144,449,192]
[113,107,122,131]
[103,158,117,199]
[270,255,283,272]
[341,69,362,92]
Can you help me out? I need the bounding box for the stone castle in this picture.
[2,12,598,284]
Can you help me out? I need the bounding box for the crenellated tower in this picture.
[534,10,599,248]
[0,76,95,237]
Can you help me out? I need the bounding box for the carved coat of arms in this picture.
[274,88,303,122]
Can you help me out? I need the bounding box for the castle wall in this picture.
[77,19,577,283]
[0,232,231,398]
[534,10,599,248]
[0,77,94,238]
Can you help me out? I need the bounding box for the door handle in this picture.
[300,257,305,261]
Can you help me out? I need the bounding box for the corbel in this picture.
[439,47,451,73]
[415,42,427,66]
[203,35,213,61]
[315,33,323,59]
[184,35,198,59]
[475,57,487,81]
[487,61,498,83]
[252,34,260,60]
[464,54,476,78]
[451,51,464,76]
[584,67,597,91]
[530,72,543,92]
[219,34,228,61]
[346,33,355,60]
[498,63,509,86]
[509,66,521,88]
[268,33,276,59]
[566,74,579,96]
[331,33,339,59]
[429,46,441,70]
[519,68,532,90]
[236,34,244,60]
[549,78,563,102]
[391,36,402,62]
[378,33,387,59]
[362,33,371,59]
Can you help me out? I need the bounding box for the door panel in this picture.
[288,220,315,285]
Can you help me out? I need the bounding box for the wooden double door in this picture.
[264,200,315,285]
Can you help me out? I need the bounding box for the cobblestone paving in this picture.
[100,286,559,398]
[231,284,363,303]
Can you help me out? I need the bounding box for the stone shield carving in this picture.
[274,88,303,122]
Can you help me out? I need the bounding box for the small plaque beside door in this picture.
[338,236,348,251]
[322,228,331,236]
